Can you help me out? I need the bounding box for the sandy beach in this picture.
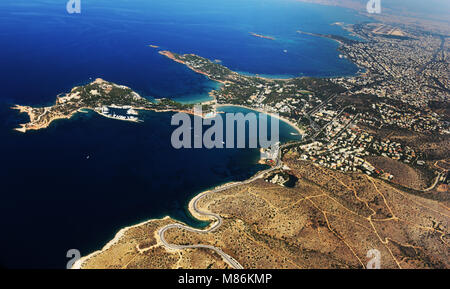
[215,104,305,136]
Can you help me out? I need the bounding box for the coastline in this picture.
[216,104,306,136]
[73,165,274,269]
[12,105,203,133]
[11,105,80,133]
[72,179,245,269]
[72,103,302,268]
[72,216,174,269]
[12,96,305,136]
[4,0,449,270]
[27,43,327,267]
[159,51,230,85]
[34,53,306,268]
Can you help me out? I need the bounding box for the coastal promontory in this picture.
[12,78,191,132]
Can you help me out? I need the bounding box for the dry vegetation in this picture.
[79,217,231,269]
[365,156,430,190]
[80,153,449,269]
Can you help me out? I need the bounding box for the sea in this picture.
[0,0,369,268]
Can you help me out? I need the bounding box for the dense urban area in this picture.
[159,22,449,194]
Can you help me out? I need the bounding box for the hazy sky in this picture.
[383,0,450,16]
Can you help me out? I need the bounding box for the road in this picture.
[157,143,289,269]
[157,104,358,268]
[312,105,353,140]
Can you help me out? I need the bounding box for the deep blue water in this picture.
[0,0,368,268]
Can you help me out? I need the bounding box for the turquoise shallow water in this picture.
[0,0,368,268]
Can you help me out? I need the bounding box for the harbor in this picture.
[96,106,141,122]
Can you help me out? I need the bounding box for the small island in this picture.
[250,32,276,40]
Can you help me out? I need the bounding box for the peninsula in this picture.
[14,20,449,269]
[12,78,193,133]
[75,155,449,269]
[73,21,449,269]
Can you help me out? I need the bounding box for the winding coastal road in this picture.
[158,143,289,269]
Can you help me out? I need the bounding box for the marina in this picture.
[97,106,141,122]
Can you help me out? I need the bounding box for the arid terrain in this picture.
[365,156,431,190]
[35,1,448,270]
[76,151,449,269]
[74,217,232,269]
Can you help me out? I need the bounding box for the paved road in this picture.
[157,143,291,269]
